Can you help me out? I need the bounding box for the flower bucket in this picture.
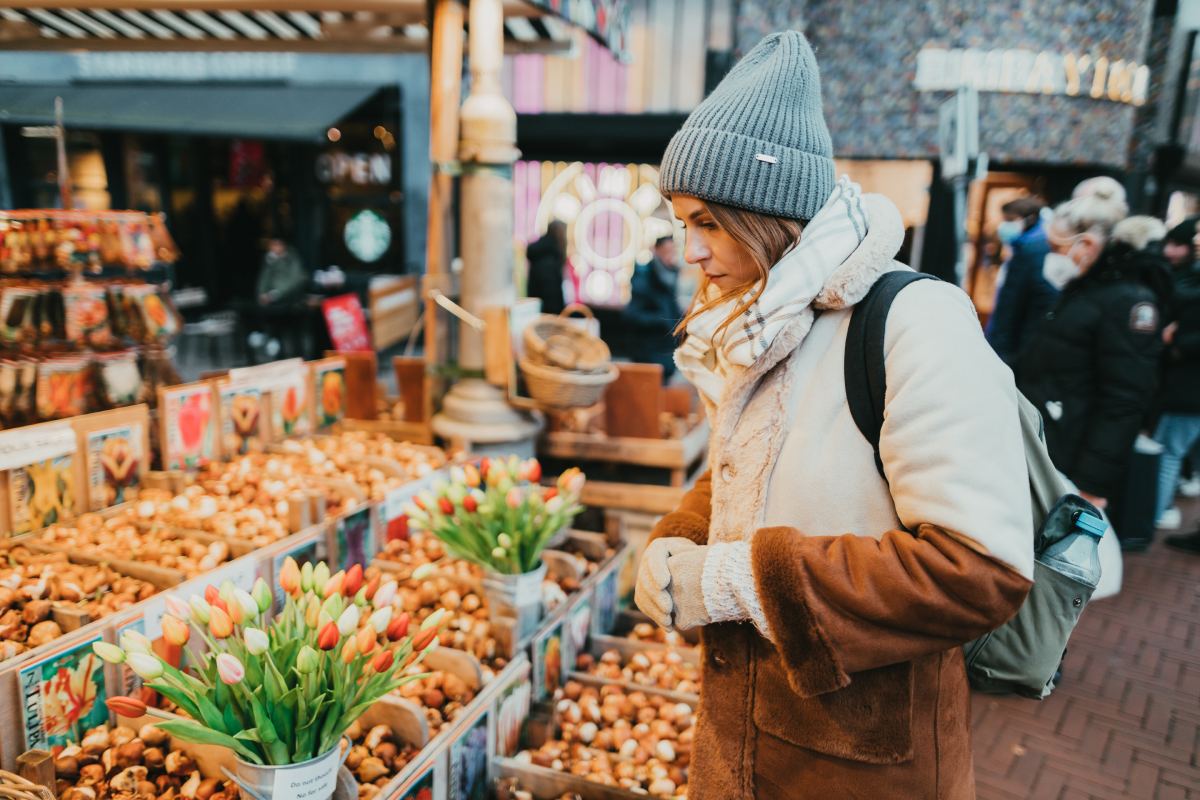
[482,561,547,642]
[225,740,351,800]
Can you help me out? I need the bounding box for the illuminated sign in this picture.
[316,152,393,186]
[914,47,1149,106]
[343,209,391,263]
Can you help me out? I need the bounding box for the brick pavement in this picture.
[972,506,1200,800]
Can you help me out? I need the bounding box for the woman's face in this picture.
[1047,220,1104,274]
[671,196,759,291]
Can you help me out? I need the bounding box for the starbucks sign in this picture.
[343,210,391,263]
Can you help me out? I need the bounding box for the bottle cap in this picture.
[1073,510,1107,539]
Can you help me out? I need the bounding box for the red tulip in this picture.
[437,496,454,515]
[462,494,478,513]
[543,487,558,501]
[317,621,340,651]
[210,597,229,615]
[412,627,438,651]
[343,564,364,598]
[363,573,381,601]
[371,649,394,673]
[107,696,148,718]
[413,495,426,511]
[386,612,410,642]
[204,585,220,604]
[523,459,542,483]
[480,458,490,480]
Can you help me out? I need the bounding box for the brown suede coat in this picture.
[652,478,1031,799]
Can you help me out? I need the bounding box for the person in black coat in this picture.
[526,220,568,315]
[1016,195,1168,513]
[986,197,1054,365]
[1154,218,1200,553]
[624,236,684,382]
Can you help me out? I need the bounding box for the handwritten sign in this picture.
[270,744,341,800]
[0,423,74,470]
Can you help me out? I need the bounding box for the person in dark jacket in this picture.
[1154,218,1200,552]
[624,236,684,381]
[526,220,568,314]
[986,197,1054,365]
[1016,194,1167,512]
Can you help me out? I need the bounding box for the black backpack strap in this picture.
[845,270,939,480]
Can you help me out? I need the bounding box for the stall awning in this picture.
[0,83,379,139]
[0,1,620,55]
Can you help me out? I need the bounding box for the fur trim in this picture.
[814,194,907,311]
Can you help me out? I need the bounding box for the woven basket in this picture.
[523,305,610,372]
[519,357,617,409]
[0,771,54,800]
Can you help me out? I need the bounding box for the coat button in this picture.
[710,651,728,669]
[720,463,735,481]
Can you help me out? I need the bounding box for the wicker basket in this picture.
[523,305,610,372]
[519,357,618,409]
[0,771,54,800]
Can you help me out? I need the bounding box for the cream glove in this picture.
[665,547,710,631]
[635,537,697,628]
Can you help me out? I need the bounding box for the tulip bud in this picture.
[505,487,523,509]
[371,648,394,673]
[356,626,377,656]
[522,459,542,483]
[543,487,558,502]
[300,561,314,593]
[252,578,273,613]
[450,465,466,485]
[343,564,364,598]
[127,652,164,681]
[463,494,478,513]
[412,627,438,651]
[164,595,192,621]
[217,653,245,685]
[464,463,481,487]
[386,613,410,642]
[363,573,381,601]
[420,608,446,632]
[497,533,513,549]
[189,596,211,625]
[107,696,149,719]
[410,563,435,582]
[369,606,393,634]
[120,630,153,655]
[305,595,321,628]
[312,562,330,595]
[546,496,565,515]
[492,547,506,560]
[373,581,398,609]
[93,642,126,665]
[279,558,302,597]
[161,615,190,647]
[437,496,454,515]
[336,605,361,637]
[296,646,320,674]
[204,585,220,605]
[317,622,340,650]
[219,580,237,607]
[208,606,234,639]
[354,588,368,607]
[323,571,345,599]
[227,596,245,626]
[479,457,491,480]
[244,628,269,656]
[341,638,358,664]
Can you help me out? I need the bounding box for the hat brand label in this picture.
[755,154,778,164]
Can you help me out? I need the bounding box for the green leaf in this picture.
[234,729,263,743]
[145,682,201,722]
[154,719,264,765]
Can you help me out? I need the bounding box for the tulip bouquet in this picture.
[406,458,585,575]
[94,559,444,767]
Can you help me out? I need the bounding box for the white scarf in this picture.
[675,176,869,403]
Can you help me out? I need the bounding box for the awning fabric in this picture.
[0,83,379,140]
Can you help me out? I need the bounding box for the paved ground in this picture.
[972,501,1200,800]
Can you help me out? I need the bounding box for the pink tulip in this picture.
[506,487,523,509]
[216,653,245,685]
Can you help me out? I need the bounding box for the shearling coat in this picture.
[650,195,1034,799]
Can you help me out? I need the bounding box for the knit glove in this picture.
[666,547,711,631]
[635,537,698,629]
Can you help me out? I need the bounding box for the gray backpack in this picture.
[845,271,1105,699]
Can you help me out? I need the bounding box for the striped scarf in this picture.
[675,176,870,403]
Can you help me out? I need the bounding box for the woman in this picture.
[1015,193,1167,515]
[634,32,1034,799]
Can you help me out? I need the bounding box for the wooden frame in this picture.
[69,404,152,512]
[369,276,420,353]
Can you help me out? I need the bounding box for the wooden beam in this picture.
[581,480,685,515]
[0,31,570,54]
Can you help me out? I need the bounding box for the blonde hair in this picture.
[1071,176,1130,218]
[1112,216,1167,251]
[673,199,804,340]
[1050,192,1128,244]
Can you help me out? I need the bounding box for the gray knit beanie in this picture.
[659,31,835,221]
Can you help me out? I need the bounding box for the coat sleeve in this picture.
[749,282,1033,698]
[1070,295,1162,497]
[623,269,670,331]
[985,254,1031,365]
[648,470,711,547]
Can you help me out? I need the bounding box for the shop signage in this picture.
[322,294,371,353]
[914,47,1149,106]
[75,52,297,82]
[316,152,393,187]
[343,209,392,263]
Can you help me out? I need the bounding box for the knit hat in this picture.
[659,31,835,221]
[1165,216,1199,245]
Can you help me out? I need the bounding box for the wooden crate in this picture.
[538,415,708,489]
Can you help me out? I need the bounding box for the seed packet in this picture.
[12,359,37,426]
[64,284,113,347]
[36,356,91,421]
[0,360,17,427]
[95,350,144,408]
[0,287,39,344]
[9,453,75,534]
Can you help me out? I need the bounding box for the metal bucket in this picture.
[224,741,350,800]
[482,561,546,642]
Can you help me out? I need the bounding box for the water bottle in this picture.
[1040,509,1107,587]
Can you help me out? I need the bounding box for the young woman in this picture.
[634,32,1034,798]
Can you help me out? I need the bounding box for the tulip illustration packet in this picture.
[18,633,108,750]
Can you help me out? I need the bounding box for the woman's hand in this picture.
[635,537,700,629]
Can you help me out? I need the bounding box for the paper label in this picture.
[86,424,143,511]
[313,360,346,428]
[449,709,489,800]
[20,635,108,750]
[532,619,564,703]
[228,358,305,391]
[162,384,216,470]
[0,422,75,470]
[271,745,341,800]
[564,597,592,680]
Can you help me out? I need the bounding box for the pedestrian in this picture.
[1015,194,1168,514]
[985,196,1052,364]
[1111,215,1167,253]
[623,235,684,381]
[634,31,1033,799]
[1152,217,1200,548]
[249,237,309,359]
[526,220,568,315]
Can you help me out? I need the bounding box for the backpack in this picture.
[844,270,1106,699]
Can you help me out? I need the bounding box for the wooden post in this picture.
[424,0,465,423]
[16,749,55,794]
